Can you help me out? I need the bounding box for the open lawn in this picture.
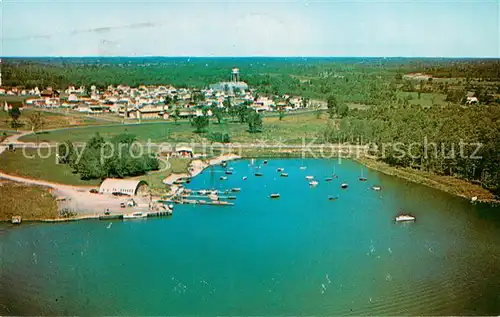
[397,91,449,108]
[0,108,104,130]
[20,112,330,144]
[0,179,58,221]
[0,149,100,186]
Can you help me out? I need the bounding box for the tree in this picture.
[327,94,338,118]
[27,112,45,133]
[337,103,349,118]
[192,116,209,133]
[235,104,249,123]
[247,111,263,133]
[57,140,75,165]
[8,107,22,129]
[279,109,285,121]
[171,108,180,125]
[211,106,224,124]
[301,97,309,108]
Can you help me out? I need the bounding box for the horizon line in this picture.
[2,55,499,59]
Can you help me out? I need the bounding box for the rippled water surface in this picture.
[2,159,500,315]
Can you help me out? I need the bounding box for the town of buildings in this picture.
[0,68,309,118]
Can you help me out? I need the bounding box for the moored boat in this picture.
[395,214,416,222]
[220,176,228,180]
[372,186,382,191]
[123,212,147,220]
[277,168,284,172]
[341,183,348,189]
[242,176,248,180]
[231,188,241,192]
[225,170,233,175]
[263,160,268,164]
[359,177,368,181]
[270,193,280,198]
[325,177,333,182]
[280,173,289,177]
[328,196,339,201]
[255,172,263,177]
[305,176,314,180]
[309,181,319,186]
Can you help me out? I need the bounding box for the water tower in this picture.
[231,67,240,83]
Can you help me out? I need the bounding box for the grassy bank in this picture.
[0,149,100,186]
[0,108,104,131]
[0,180,58,221]
[357,157,499,203]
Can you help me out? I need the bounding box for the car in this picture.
[120,203,126,208]
[89,189,99,194]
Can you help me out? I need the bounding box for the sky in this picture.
[1,0,499,57]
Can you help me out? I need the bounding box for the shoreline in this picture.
[3,154,498,224]
[162,153,241,186]
[355,157,499,204]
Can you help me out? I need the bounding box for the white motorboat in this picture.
[309,181,319,186]
[395,214,416,222]
[277,168,284,172]
[372,186,382,191]
[123,212,147,220]
[305,176,314,180]
[270,193,280,198]
[341,183,348,189]
[242,176,248,180]
[231,188,241,192]
[220,176,228,180]
[280,173,289,177]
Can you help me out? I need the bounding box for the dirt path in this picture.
[0,133,146,215]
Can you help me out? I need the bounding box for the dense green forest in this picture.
[320,104,500,195]
[3,57,499,105]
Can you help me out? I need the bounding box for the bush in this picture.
[208,132,231,143]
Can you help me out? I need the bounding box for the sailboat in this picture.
[332,164,339,178]
[299,157,307,170]
[359,168,367,181]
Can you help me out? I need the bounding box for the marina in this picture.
[3,158,500,316]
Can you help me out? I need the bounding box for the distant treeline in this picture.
[319,104,500,195]
[3,57,499,104]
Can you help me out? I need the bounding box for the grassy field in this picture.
[0,108,104,130]
[0,149,100,186]
[0,180,58,221]
[20,112,330,144]
[396,91,449,108]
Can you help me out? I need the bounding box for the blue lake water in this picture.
[2,159,500,315]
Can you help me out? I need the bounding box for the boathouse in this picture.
[98,179,149,196]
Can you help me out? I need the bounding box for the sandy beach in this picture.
[162,153,241,186]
